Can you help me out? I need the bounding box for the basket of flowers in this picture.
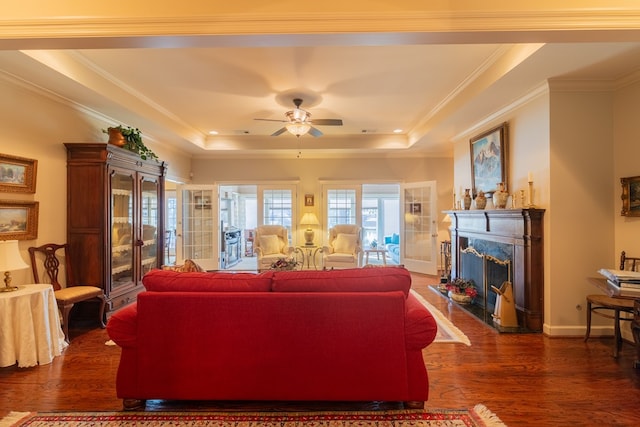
[446,277,478,304]
[270,257,300,271]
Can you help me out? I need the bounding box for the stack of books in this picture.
[597,268,640,297]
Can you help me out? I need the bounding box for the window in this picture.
[326,188,357,228]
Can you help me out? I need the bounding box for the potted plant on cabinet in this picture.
[103,125,158,161]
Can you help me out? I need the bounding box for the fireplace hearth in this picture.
[446,208,545,332]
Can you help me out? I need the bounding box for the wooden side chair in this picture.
[28,243,106,343]
[584,251,637,357]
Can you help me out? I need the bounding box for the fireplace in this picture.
[447,208,544,331]
[459,245,512,327]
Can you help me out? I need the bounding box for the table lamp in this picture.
[0,240,28,292]
[300,212,320,245]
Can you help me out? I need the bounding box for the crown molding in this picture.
[2,9,640,48]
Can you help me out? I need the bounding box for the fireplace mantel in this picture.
[446,208,545,331]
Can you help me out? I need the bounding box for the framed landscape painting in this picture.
[469,123,508,197]
[620,176,640,216]
[0,200,39,240]
[0,154,37,193]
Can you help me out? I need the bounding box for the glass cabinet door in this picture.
[111,171,134,290]
[140,176,160,275]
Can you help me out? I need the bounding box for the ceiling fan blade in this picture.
[271,127,287,136]
[312,119,343,126]
[308,126,323,137]
[255,118,287,123]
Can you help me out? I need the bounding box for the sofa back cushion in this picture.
[143,269,273,292]
[271,267,411,297]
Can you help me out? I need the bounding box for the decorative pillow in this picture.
[259,234,281,255]
[272,267,411,297]
[143,269,273,292]
[332,233,357,254]
[162,259,204,272]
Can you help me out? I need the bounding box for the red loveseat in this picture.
[106,267,438,410]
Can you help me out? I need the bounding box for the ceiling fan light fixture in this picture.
[286,122,311,137]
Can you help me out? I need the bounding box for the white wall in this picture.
[548,83,615,336]
[0,75,191,284]
[614,75,640,255]
[190,156,453,248]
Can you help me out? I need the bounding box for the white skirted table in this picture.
[0,284,68,368]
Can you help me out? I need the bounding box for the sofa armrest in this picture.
[404,292,437,350]
[106,303,138,349]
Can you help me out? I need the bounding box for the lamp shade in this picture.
[0,240,28,271]
[300,212,319,226]
[286,122,311,137]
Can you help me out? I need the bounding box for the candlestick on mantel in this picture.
[528,171,533,183]
[527,181,535,207]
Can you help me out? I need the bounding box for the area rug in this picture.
[411,289,471,346]
[2,405,506,427]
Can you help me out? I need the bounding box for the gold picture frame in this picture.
[470,122,508,197]
[0,154,38,193]
[305,194,314,207]
[0,200,39,240]
[620,176,640,217]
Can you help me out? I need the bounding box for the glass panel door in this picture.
[177,185,218,270]
[401,181,437,274]
[140,176,159,276]
[111,171,134,290]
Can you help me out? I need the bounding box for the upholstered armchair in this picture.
[254,225,295,271]
[322,224,362,269]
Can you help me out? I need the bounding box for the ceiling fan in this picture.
[254,98,343,137]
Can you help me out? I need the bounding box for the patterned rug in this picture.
[410,289,471,346]
[2,406,506,427]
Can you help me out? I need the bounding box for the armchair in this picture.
[254,225,295,271]
[322,224,362,269]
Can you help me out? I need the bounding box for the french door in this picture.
[176,184,218,270]
[400,181,437,274]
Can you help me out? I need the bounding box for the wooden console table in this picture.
[446,208,545,331]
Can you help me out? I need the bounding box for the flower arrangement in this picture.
[446,277,478,298]
[270,257,299,271]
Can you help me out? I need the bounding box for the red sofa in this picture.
[107,267,438,410]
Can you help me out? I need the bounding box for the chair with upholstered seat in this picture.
[322,224,362,269]
[253,225,295,271]
[584,251,638,357]
[28,243,106,343]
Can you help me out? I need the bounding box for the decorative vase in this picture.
[492,182,509,209]
[475,190,487,210]
[463,189,472,210]
[107,127,126,147]
[448,290,472,304]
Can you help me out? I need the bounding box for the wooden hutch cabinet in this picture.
[65,143,167,316]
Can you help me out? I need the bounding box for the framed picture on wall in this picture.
[0,199,39,240]
[305,194,314,207]
[620,175,640,216]
[469,122,508,197]
[0,154,38,193]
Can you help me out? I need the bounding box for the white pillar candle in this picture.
[527,171,533,182]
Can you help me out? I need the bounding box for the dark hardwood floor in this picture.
[1,273,639,426]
